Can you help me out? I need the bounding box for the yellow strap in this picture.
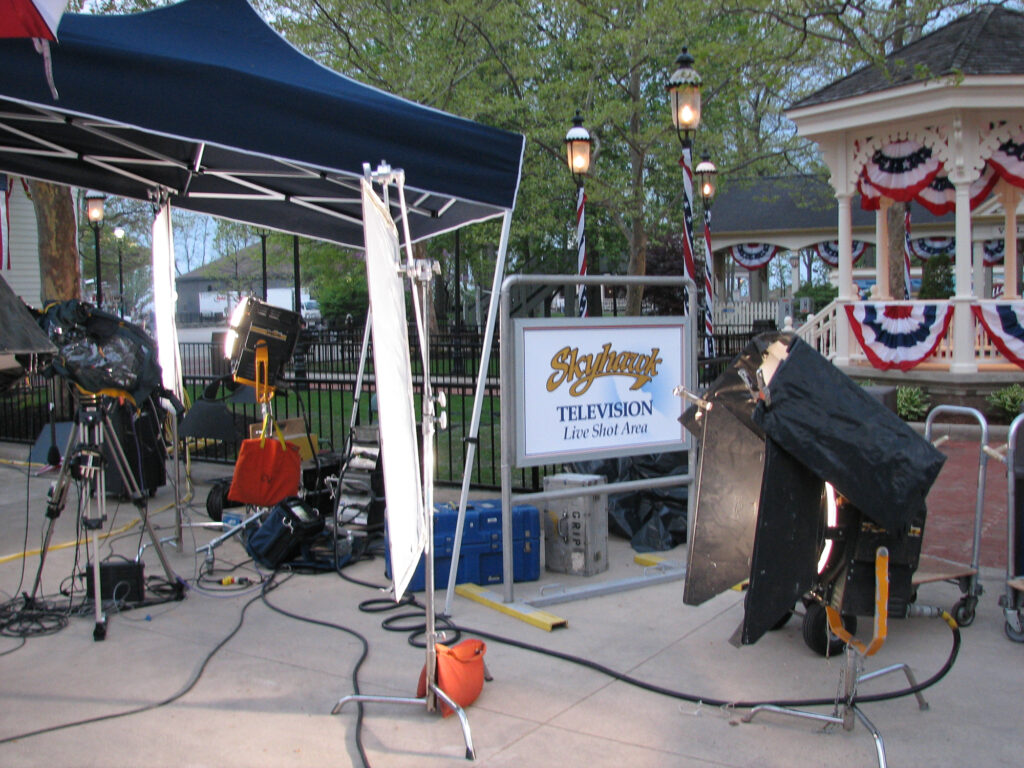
[254,341,273,403]
[258,411,287,450]
[825,546,890,656]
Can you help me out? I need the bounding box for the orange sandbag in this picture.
[416,638,487,717]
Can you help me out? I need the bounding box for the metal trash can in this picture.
[543,473,608,577]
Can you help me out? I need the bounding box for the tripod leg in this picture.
[78,419,108,641]
[26,427,78,603]
[101,407,181,597]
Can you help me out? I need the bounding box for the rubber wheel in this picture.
[1004,618,1024,643]
[953,597,976,628]
[802,602,857,657]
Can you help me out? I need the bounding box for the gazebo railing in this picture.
[797,298,1015,370]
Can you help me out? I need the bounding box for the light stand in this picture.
[85,190,105,308]
[197,299,301,559]
[331,165,473,760]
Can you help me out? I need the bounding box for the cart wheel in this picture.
[1004,619,1024,643]
[953,597,976,628]
[802,603,857,657]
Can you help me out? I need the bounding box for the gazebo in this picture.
[785,4,1024,378]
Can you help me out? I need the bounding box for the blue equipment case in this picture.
[386,500,540,592]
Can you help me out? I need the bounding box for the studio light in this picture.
[224,296,302,400]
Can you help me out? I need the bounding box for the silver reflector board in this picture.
[361,178,426,602]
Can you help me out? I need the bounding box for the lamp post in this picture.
[695,151,717,356]
[114,226,125,318]
[85,190,106,308]
[565,110,592,317]
[666,48,704,340]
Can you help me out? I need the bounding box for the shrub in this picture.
[918,254,954,299]
[896,385,930,421]
[987,384,1024,421]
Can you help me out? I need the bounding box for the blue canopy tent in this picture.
[0,0,524,245]
[0,0,524,596]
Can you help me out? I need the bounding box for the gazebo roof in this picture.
[711,174,951,250]
[793,4,1024,110]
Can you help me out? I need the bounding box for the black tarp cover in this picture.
[753,337,946,533]
[0,0,525,246]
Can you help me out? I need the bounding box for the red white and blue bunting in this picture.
[914,166,998,216]
[862,140,941,203]
[845,303,954,371]
[989,132,1024,189]
[983,239,1004,266]
[814,239,867,268]
[972,302,1024,368]
[908,236,955,261]
[729,242,780,270]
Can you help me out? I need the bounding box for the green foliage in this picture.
[896,385,930,422]
[918,253,954,299]
[794,282,838,314]
[318,273,369,326]
[987,384,1024,420]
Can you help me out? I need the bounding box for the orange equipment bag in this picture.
[416,638,488,717]
[228,414,301,508]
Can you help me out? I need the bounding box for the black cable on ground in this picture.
[0,583,265,746]
[347,577,961,712]
[259,570,372,768]
[448,614,961,711]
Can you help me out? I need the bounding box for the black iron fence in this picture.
[0,323,764,491]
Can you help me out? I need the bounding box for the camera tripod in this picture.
[28,389,182,641]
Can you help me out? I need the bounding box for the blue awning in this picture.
[0,0,525,246]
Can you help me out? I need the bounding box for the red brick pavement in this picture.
[923,439,1013,570]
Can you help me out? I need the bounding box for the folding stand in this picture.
[331,165,474,761]
[742,547,928,768]
[28,389,182,640]
[197,344,277,561]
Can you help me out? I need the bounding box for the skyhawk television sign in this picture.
[513,317,689,467]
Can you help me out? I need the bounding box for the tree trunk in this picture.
[27,180,79,303]
[887,201,907,298]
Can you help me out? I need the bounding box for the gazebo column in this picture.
[789,252,800,295]
[951,179,977,373]
[998,181,1021,299]
[836,190,853,366]
[972,239,986,300]
[874,197,892,299]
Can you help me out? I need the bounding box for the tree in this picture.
[27,181,80,303]
[794,282,838,314]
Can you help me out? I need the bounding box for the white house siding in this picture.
[1,176,42,308]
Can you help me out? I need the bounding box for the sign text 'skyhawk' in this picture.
[546,343,663,396]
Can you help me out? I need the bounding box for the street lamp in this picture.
[695,152,717,202]
[695,152,718,356]
[114,226,126,318]
[666,47,702,149]
[565,110,593,317]
[85,190,106,308]
[666,48,712,353]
